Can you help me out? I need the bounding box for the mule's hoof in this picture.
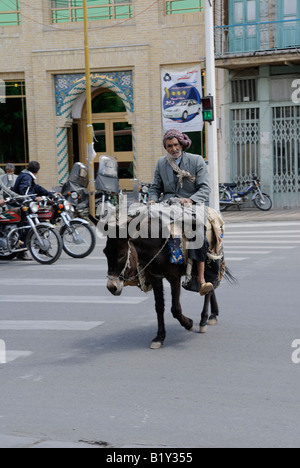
[208,317,218,326]
[150,341,163,350]
[188,325,194,332]
[199,325,208,334]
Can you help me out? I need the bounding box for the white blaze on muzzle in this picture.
[107,276,124,296]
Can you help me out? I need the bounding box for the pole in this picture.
[205,0,220,212]
[83,0,95,217]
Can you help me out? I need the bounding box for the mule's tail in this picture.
[224,266,238,285]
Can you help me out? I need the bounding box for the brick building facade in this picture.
[0,0,208,191]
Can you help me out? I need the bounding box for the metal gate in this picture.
[231,108,260,187]
[272,106,300,208]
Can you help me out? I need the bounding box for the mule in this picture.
[103,233,222,349]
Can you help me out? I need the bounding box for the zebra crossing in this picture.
[1,222,300,363]
[223,221,300,262]
[0,238,148,364]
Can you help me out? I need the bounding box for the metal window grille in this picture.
[272,106,300,206]
[165,0,204,15]
[0,0,20,26]
[231,108,260,187]
[51,0,133,23]
[231,79,257,103]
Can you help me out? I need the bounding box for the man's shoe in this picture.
[17,251,32,261]
[199,282,214,296]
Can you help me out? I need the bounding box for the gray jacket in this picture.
[149,152,211,204]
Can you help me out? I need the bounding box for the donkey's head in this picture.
[103,237,139,296]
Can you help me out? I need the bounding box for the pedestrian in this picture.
[0,163,18,190]
[149,129,213,296]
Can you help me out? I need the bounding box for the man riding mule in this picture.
[149,129,213,297]
[101,130,229,349]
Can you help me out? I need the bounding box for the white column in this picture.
[205,0,220,212]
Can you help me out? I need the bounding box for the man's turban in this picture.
[163,129,192,151]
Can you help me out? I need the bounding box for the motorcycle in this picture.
[219,176,273,212]
[61,162,90,218]
[37,194,96,259]
[0,195,63,264]
[62,158,120,220]
[138,182,151,204]
[95,155,119,218]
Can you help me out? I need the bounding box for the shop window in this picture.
[165,0,203,15]
[0,81,28,172]
[51,0,133,23]
[0,0,20,26]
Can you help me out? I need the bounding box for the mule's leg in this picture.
[208,291,219,326]
[150,278,166,349]
[199,292,211,334]
[170,277,194,332]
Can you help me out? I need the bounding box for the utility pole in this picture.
[83,0,95,217]
[205,0,220,212]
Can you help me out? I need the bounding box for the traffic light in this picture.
[202,95,214,123]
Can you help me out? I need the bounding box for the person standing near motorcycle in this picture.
[13,161,53,202]
[0,163,18,190]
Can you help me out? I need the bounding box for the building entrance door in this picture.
[78,90,134,191]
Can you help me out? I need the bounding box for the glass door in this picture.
[92,119,133,191]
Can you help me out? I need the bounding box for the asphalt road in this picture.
[0,220,300,448]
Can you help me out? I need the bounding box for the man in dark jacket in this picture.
[13,161,53,261]
[13,161,53,201]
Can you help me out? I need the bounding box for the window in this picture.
[51,0,133,23]
[0,81,28,172]
[166,0,203,15]
[0,0,20,26]
[231,78,257,103]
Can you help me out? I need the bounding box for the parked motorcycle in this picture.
[219,176,272,212]
[95,155,119,218]
[61,162,90,218]
[37,194,96,259]
[62,158,120,220]
[0,195,63,264]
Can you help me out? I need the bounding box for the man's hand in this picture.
[148,200,156,206]
[180,198,193,206]
[0,199,5,206]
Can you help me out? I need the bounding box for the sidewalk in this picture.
[221,207,300,223]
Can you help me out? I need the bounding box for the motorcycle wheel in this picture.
[27,225,63,265]
[254,193,272,211]
[219,189,231,212]
[60,221,96,259]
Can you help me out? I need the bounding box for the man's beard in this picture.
[168,150,182,160]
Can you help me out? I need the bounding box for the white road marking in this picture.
[0,279,107,287]
[5,351,33,363]
[0,321,105,331]
[0,295,147,305]
[224,257,249,261]
[224,240,300,244]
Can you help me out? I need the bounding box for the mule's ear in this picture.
[88,214,98,226]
